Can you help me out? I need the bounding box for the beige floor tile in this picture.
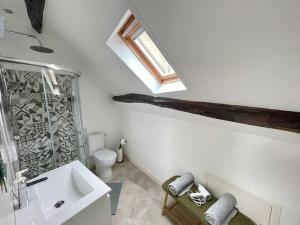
[101,159,173,225]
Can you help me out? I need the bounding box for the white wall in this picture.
[79,75,120,148]
[120,103,300,225]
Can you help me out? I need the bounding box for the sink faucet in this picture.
[13,169,29,209]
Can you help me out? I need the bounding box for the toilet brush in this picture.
[117,138,127,163]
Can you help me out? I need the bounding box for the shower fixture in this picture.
[30,45,54,54]
[41,68,60,96]
[2,8,14,14]
[5,29,54,53]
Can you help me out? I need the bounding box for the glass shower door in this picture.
[42,71,84,167]
[0,66,17,189]
[1,64,86,179]
[3,68,56,178]
[0,65,16,225]
[72,77,87,166]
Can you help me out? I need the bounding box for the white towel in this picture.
[198,184,211,201]
[204,193,237,225]
[178,182,193,196]
[221,208,238,225]
[168,172,194,196]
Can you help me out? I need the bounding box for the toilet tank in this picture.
[87,132,105,156]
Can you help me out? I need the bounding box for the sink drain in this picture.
[54,200,65,208]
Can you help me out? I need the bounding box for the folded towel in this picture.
[204,193,237,225]
[178,182,193,196]
[221,208,238,225]
[168,172,194,196]
[198,184,211,201]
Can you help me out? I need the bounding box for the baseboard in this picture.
[124,152,162,185]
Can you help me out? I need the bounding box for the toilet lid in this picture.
[94,149,116,161]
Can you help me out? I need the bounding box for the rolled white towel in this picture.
[198,184,211,201]
[221,208,238,225]
[204,193,237,225]
[168,172,194,196]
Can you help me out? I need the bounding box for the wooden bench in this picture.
[162,176,256,225]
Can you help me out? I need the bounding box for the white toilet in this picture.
[87,132,117,178]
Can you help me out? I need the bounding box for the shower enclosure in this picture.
[0,57,86,179]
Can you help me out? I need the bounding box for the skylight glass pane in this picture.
[133,31,175,77]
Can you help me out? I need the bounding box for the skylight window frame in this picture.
[118,15,179,84]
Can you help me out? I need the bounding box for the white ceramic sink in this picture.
[15,160,112,225]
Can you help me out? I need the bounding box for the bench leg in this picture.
[162,192,168,215]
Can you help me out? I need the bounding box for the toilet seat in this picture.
[94,149,116,162]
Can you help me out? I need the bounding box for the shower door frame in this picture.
[0,56,87,177]
[0,56,81,77]
[0,66,17,182]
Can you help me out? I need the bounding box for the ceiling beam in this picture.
[113,93,300,134]
[25,0,45,33]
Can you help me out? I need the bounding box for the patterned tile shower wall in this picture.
[4,70,79,179]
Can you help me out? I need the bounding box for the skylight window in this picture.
[118,14,181,84]
[107,10,186,94]
[133,31,175,77]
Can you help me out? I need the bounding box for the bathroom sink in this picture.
[15,160,112,225]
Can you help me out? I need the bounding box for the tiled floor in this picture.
[102,159,173,225]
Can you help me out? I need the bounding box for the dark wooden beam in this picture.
[25,0,45,33]
[113,93,300,134]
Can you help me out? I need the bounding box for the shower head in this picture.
[2,8,14,14]
[30,46,54,53]
[6,29,55,54]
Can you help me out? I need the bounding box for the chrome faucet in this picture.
[13,169,29,209]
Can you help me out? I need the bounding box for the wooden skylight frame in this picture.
[118,15,179,84]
